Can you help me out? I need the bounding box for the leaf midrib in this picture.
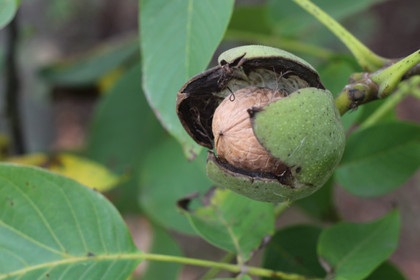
[333,220,395,276]
[0,253,139,280]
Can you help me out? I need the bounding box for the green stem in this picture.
[371,49,420,98]
[334,50,420,115]
[2,252,323,280]
[334,76,379,116]
[334,87,354,116]
[360,76,420,128]
[274,201,292,216]
[225,30,336,60]
[119,253,318,280]
[200,252,236,280]
[290,0,388,71]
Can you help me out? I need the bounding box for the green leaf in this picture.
[341,109,363,132]
[0,164,140,279]
[228,4,271,35]
[180,188,274,262]
[318,59,359,97]
[336,122,420,197]
[366,261,406,280]
[138,138,212,235]
[139,0,234,159]
[355,99,397,125]
[86,63,165,175]
[39,38,139,86]
[262,225,325,279]
[142,225,182,280]
[6,153,123,192]
[318,210,400,280]
[295,178,339,222]
[0,0,18,29]
[267,0,388,37]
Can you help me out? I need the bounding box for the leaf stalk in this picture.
[290,0,388,71]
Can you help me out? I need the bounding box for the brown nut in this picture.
[212,87,287,176]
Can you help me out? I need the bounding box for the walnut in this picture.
[177,45,345,202]
[212,87,287,176]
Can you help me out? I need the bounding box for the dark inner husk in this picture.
[207,151,295,186]
[177,56,325,149]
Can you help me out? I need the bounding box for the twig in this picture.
[335,49,420,115]
[200,252,236,280]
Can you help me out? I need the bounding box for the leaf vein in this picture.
[1,176,67,252]
[0,221,67,257]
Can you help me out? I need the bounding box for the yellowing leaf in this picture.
[0,134,11,160]
[97,66,125,93]
[7,153,123,192]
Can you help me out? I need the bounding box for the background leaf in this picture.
[336,122,420,197]
[39,38,139,87]
[86,63,165,175]
[181,188,274,262]
[318,59,359,96]
[0,0,18,29]
[139,0,234,159]
[227,4,271,35]
[318,210,400,280]
[366,261,406,280]
[7,153,122,192]
[295,177,339,222]
[262,225,325,279]
[355,99,397,125]
[0,164,139,279]
[138,138,212,235]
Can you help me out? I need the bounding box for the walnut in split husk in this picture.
[176,45,345,202]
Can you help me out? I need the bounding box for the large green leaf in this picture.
[39,38,139,86]
[267,0,389,37]
[318,210,400,280]
[87,63,165,175]
[0,0,18,29]
[0,164,140,279]
[138,138,212,235]
[262,225,325,279]
[139,0,234,159]
[366,261,406,280]
[180,188,274,262]
[141,225,182,280]
[336,122,420,197]
[227,4,271,35]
